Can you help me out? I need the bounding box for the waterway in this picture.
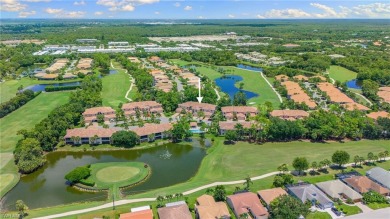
[346,79,362,89]
[214,75,259,100]
[1,141,206,210]
[24,81,81,92]
[236,64,263,72]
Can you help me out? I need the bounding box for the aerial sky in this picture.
[1,0,390,19]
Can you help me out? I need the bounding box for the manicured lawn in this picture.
[0,92,70,197]
[0,78,80,103]
[306,211,332,219]
[170,59,281,108]
[19,138,390,218]
[87,162,150,189]
[328,65,357,83]
[101,61,131,109]
[367,202,390,210]
[335,203,362,216]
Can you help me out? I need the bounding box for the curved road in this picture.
[33,157,390,219]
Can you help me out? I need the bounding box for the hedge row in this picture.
[45,85,81,92]
[0,90,40,118]
[79,178,95,187]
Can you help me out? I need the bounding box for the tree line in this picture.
[0,89,39,118]
[14,75,103,173]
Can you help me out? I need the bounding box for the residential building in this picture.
[76,58,93,70]
[377,87,390,103]
[366,111,390,120]
[221,106,258,121]
[119,206,153,219]
[133,123,172,142]
[176,102,217,120]
[286,183,334,209]
[46,58,69,73]
[282,81,317,109]
[64,127,120,145]
[315,180,363,202]
[82,107,116,123]
[157,202,192,219]
[76,39,98,43]
[366,167,390,190]
[218,121,255,135]
[293,75,309,82]
[195,195,230,219]
[226,192,268,219]
[283,43,300,48]
[275,74,289,82]
[122,101,163,118]
[128,57,141,63]
[257,188,288,207]
[269,110,309,121]
[342,176,390,195]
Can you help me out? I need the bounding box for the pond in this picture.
[24,81,81,92]
[346,79,362,89]
[215,75,259,100]
[236,64,263,72]
[109,69,118,74]
[1,141,206,210]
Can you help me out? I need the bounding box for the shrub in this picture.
[112,131,139,148]
[363,191,388,204]
[45,85,80,92]
[79,178,95,187]
[65,166,91,184]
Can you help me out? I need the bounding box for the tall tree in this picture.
[332,150,350,168]
[292,157,309,175]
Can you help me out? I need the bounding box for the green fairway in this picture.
[0,92,70,197]
[328,65,357,82]
[88,162,150,189]
[101,62,131,108]
[171,59,281,108]
[0,174,15,193]
[0,78,80,104]
[0,92,70,152]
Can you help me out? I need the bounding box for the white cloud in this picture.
[310,3,340,18]
[44,7,63,14]
[96,0,159,12]
[18,10,35,17]
[73,0,86,6]
[184,5,192,11]
[22,0,50,2]
[154,11,160,14]
[350,3,390,18]
[228,14,235,18]
[94,11,103,16]
[0,0,26,11]
[256,14,265,19]
[173,2,180,7]
[264,9,311,18]
[197,16,204,19]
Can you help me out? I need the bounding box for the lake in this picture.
[1,141,206,210]
[236,64,263,72]
[346,79,362,89]
[215,75,259,100]
[24,81,81,92]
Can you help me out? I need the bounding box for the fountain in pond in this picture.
[160,148,172,159]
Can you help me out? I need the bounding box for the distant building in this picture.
[283,43,300,48]
[133,123,172,142]
[64,127,120,145]
[377,87,390,103]
[82,107,116,123]
[76,39,98,43]
[108,41,129,46]
[221,106,258,121]
[218,121,255,135]
[176,102,217,120]
[226,192,268,219]
[122,101,164,118]
[270,110,309,121]
[366,111,390,120]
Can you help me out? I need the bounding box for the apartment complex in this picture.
[122,101,164,118]
[221,106,258,121]
[176,102,217,120]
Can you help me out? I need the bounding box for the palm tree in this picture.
[234,123,244,140]
[157,195,164,205]
[205,188,214,195]
[90,135,99,145]
[243,176,253,190]
[148,134,155,142]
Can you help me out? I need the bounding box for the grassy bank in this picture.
[0,78,80,103]
[170,59,281,108]
[0,92,70,197]
[328,65,357,82]
[101,61,131,108]
[24,138,390,218]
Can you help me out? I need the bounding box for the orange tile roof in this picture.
[219,121,254,130]
[119,209,153,219]
[367,111,390,120]
[42,74,58,79]
[157,204,192,219]
[311,75,327,81]
[317,82,354,103]
[64,127,120,138]
[257,188,288,206]
[270,110,309,119]
[83,107,116,116]
[133,123,172,137]
[344,176,390,195]
[122,101,162,111]
[196,195,230,219]
[282,81,317,109]
[227,192,268,218]
[275,74,289,81]
[341,103,370,111]
[177,102,217,111]
[378,87,390,103]
[221,106,258,114]
[293,75,309,81]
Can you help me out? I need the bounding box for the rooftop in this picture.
[343,176,390,195]
[257,188,288,206]
[219,121,254,130]
[196,195,230,219]
[64,126,120,138]
[315,180,362,201]
[366,111,390,120]
[119,209,153,219]
[83,107,115,116]
[132,123,172,137]
[157,204,192,219]
[227,192,268,218]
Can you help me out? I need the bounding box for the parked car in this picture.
[331,207,342,216]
